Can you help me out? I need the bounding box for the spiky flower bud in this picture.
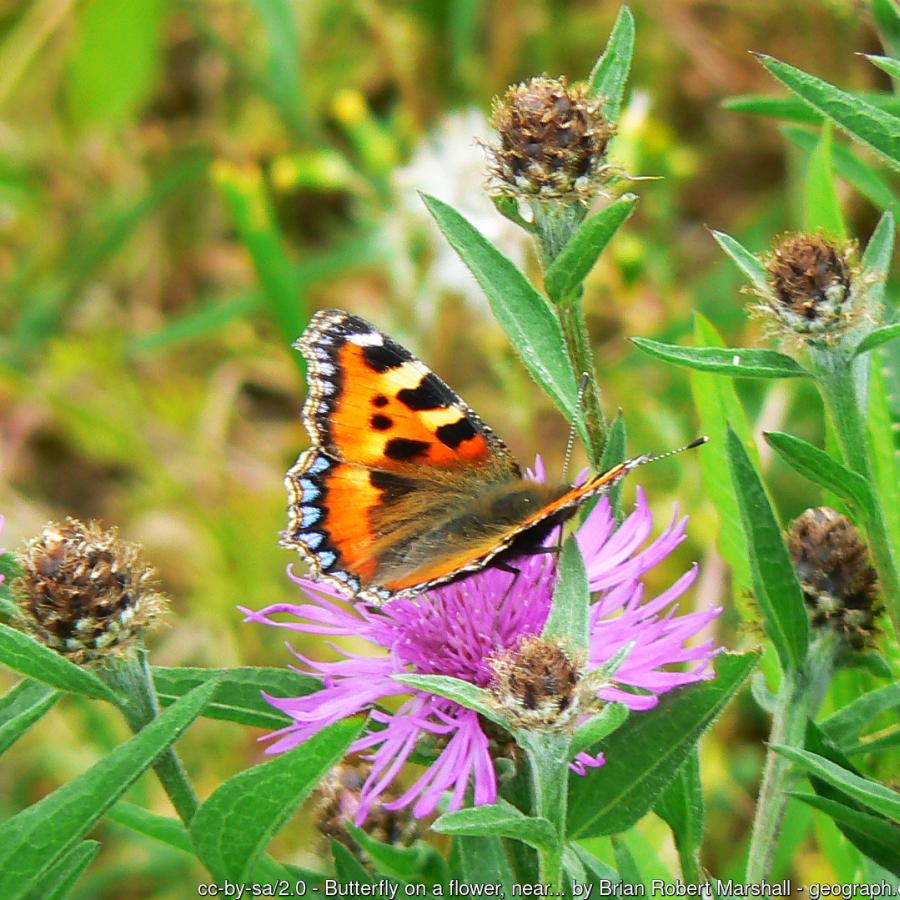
[487,76,611,202]
[759,234,858,342]
[316,764,420,854]
[489,634,585,731]
[788,507,881,651]
[12,518,166,665]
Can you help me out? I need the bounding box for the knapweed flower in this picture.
[243,479,719,823]
[788,507,881,651]
[12,518,166,665]
[757,233,859,343]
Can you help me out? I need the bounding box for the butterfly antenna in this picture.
[624,435,709,471]
[562,373,590,482]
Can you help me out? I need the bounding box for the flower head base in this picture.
[489,634,585,731]
[244,479,719,823]
[758,234,859,343]
[788,507,881,651]
[487,76,611,203]
[12,518,166,665]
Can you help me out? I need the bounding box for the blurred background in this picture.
[0,0,896,896]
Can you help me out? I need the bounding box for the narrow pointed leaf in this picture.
[31,841,100,900]
[435,802,555,851]
[568,652,758,837]
[726,428,809,672]
[783,127,900,211]
[709,230,770,293]
[588,5,635,122]
[454,836,516,897]
[763,431,876,515]
[421,193,584,440]
[332,840,373,883]
[544,196,638,302]
[393,673,506,728]
[571,703,629,757]
[346,823,447,885]
[154,665,317,729]
[724,93,900,123]
[855,323,900,357]
[873,0,900,58]
[107,801,193,853]
[631,339,810,379]
[653,749,703,857]
[756,54,900,169]
[595,409,627,518]
[0,623,118,702]
[864,54,900,79]
[804,123,847,239]
[771,744,900,821]
[821,681,900,746]
[190,717,363,882]
[0,679,61,755]
[861,208,896,310]
[543,536,590,650]
[0,679,215,900]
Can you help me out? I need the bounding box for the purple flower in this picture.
[242,478,720,823]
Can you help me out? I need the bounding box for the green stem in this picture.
[810,347,900,634]
[522,731,571,892]
[745,635,835,881]
[677,842,703,884]
[557,293,607,465]
[100,649,200,825]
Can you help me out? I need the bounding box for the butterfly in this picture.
[283,309,704,606]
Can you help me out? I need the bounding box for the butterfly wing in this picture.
[284,309,522,603]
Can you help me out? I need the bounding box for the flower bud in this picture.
[487,76,611,202]
[489,634,584,731]
[787,507,881,651]
[760,234,857,341]
[12,518,166,665]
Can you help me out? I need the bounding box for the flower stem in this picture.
[745,635,835,881]
[810,347,900,633]
[522,731,571,892]
[100,649,200,824]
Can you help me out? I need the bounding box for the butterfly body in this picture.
[284,309,632,605]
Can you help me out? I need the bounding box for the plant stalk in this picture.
[100,649,200,825]
[744,635,835,881]
[810,347,900,633]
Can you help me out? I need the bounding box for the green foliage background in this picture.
[0,0,897,896]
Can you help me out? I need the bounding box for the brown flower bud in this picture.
[12,518,166,665]
[489,634,583,730]
[761,234,857,340]
[787,507,881,651]
[487,76,611,201]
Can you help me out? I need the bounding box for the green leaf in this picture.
[421,193,584,439]
[332,840,374,884]
[0,623,119,703]
[0,679,61,755]
[568,843,621,883]
[543,536,590,651]
[66,0,169,128]
[873,0,900,58]
[855,323,900,357]
[688,314,756,605]
[544,196,638,303]
[453,836,516,897]
[153,665,317,729]
[211,160,306,366]
[861,208,896,311]
[631,338,810,379]
[653,749,703,861]
[762,431,876,515]
[726,428,809,673]
[392,674,507,728]
[772,744,900,822]
[611,835,643,883]
[107,801,193,854]
[709,229,771,293]
[865,54,900,80]
[29,840,100,900]
[567,652,758,837]
[571,703,629,757]
[435,802,555,852]
[804,123,847,239]
[724,93,900,125]
[588,5,636,123]
[190,718,363,883]
[783,126,900,211]
[821,681,900,747]
[346,824,447,886]
[789,792,900,878]
[755,54,900,170]
[0,679,215,900]
[867,351,900,559]
[593,409,627,519]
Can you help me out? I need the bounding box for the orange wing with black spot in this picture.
[283,309,523,604]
